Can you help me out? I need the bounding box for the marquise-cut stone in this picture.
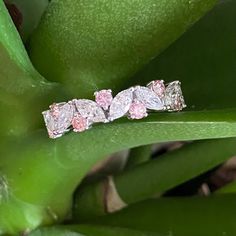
[109,88,134,121]
[73,99,107,124]
[133,86,164,111]
[42,102,74,139]
[165,81,186,111]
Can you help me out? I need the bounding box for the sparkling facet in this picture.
[42,102,74,139]
[95,89,113,110]
[50,103,60,118]
[109,88,134,121]
[128,100,147,120]
[164,81,186,111]
[133,86,164,111]
[73,99,107,124]
[147,80,165,98]
[72,114,89,132]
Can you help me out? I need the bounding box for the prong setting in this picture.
[42,80,186,138]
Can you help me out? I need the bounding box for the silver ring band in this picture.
[42,80,186,139]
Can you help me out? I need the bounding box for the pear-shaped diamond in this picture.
[109,88,134,121]
[133,86,164,111]
[165,81,186,111]
[42,102,74,139]
[73,99,107,124]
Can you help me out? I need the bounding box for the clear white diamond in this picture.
[73,99,107,124]
[42,102,74,139]
[133,86,164,110]
[165,81,186,111]
[109,88,134,121]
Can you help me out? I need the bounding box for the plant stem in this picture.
[87,195,236,236]
[125,145,152,169]
[73,138,236,220]
[29,0,217,97]
[1,111,236,234]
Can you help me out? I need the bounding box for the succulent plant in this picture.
[1,0,236,235]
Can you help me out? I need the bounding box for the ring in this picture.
[42,80,186,139]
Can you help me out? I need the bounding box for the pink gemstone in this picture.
[71,114,89,132]
[50,103,60,118]
[148,80,165,98]
[95,89,113,110]
[128,100,147,120]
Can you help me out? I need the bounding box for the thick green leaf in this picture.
[133,0,236,110]
[1,0,235,234]
[73,138,236,220]
[1,110,236,234]
[88,195,236,236]
[29,0,216,97]
[125,145,152,169]
[0,0,47,94]
[31,231,82,236]
[29,227,84,236]
[29,225,161,236]
[0,0,59,136]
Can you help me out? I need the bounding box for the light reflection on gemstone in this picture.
[108,88,134,121]
[164,81,186,111]
[133,86,164,111]
[71,114,89,132]
[147,80,165,98]
[128,100,147,120]
[42,102,74,139]
[73,99,107,124]
[95,89,113,110]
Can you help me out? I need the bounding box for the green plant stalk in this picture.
[73,137,236,220]
[125,145,152,169]
[88,195,236,236]
[29,225,161,236]
[29,0,217,97]
[0,1,61,136]
[1,110,236,234]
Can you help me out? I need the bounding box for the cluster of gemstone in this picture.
[42,80,186,139]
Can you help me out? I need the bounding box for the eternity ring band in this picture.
[42,80,186,139]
